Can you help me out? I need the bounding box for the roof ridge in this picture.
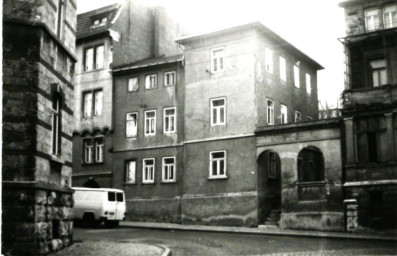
[77,3,120,17]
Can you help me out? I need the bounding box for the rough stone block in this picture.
[35,190,48,205]
[35,205,47,222]
[35,222,49,241]
[50,239,64,252]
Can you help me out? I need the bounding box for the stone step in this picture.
[259,224,279,229]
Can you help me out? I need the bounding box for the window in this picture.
[84,45,104,71]
[108,192,115,201]
[294,65,300,88]
[265,48,273,74]
[211,48,224,73]
[95,137,104,163]
[144,110,156,136]
[162,157,176,182]
[128,77,139,92]
[306,73,311,94]
[266,99,274,125]
[295,111,301,123]
[383,4,397,29]
[92,16,108,27]
[126,160,136,183]
[126,112,138,137]
[370,59,387,87]
[280,104,288,124]
[51,94,61,155]
[365,8,381,31]
[83,89,103,118]
[210,98,226,126]
[83,136,104,164]
[56,0,64,38]
[117,192,123,202]
[297,146,324,183]
[209,151,226,179]
[356,116,387,163]
[164,107,176,133]
[143,158,155,183]
[279,56,286,82]
[268,151,277,178]
[164,71,176,86]
[145,74,157,89]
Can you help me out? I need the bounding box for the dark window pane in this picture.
[117,193,123,202]
[108,192,115,202]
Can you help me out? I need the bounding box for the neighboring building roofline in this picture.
[112,54,184,73]
[77,3,121,17]
[176,21,324,70]
[338,0,374,8]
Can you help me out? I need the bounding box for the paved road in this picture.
[74,226,397,256]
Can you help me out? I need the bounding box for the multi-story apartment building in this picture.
[2,0,76,254]
[72,1,182,188]
[111,21,326,228]
[339,0,397,232]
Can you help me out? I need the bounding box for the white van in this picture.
[73,187,126,227]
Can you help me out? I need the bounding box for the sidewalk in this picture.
[121,221,397,242]
[48,241,170,256]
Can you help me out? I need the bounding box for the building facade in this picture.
[339,0,397,232]
[72,1,182,188]
[2,0,76,254]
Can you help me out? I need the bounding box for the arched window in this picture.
[297,146,324,182]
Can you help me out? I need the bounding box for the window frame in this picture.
[211,47,225,74]
[128,77,139,92]
[383,4,397,29]
[83,44,105,72]
[125,159,137,184]
[266,99,275,125]
[145,74,157,89]
[369,59,388,87]
[144,110,156,136]
[164,71,176,86]
[295,111,302,123]
[51,94,61,156]
[365,7,382,31]
[126,112,138,138]
[82,89,103,119]
[209,150,227,179]
[82,136,104,165]
[162,157,176,183]
[142,158,155,184]
[268,151,277,179]
[210,97,226,126]
[94,136,104,163]
[294,65,300,88]
[280,104,288,124]
[163,107,176,134]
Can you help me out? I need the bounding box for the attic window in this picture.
[92,17,108,27]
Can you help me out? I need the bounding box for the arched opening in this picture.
[83,177,101,188]
[297,146,324,183]
[257,150,281,225]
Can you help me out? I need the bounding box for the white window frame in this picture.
[163,107,176,134]
[128,77,139,92]
[145,74,157,89]
[281,104,288,124]
[164,71,176,86]
[84,45,104,71]
[365,7,381,31]
[209,150,227,179]
[162,157,176,183]
[294,65,300,88]
[83,138,93,164]
[295,111,302,123]
[265,48,273,74]
[142,158,155,184]
[126,112,138,138]
[211,47,225,73]
[279,56,286,82]
[306,73,311,94]
[383,4,397,29]
[369,59,388,87]
[144,110,156,136]
[83,89,102,118]
[126,160,136,184]
[94,136,104,163]
[266,99,274,125]
[94,90,103,116]
[210,97,226,126]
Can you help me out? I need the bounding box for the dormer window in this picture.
[92,16,108,27]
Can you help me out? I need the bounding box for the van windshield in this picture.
[108,192,116,202]
[117,193,124,202]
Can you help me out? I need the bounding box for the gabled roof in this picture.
[112,54,184,73]
[176,22,324,70]
[76,3,121,40]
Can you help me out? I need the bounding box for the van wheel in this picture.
[82,213,96,227]
[105,220,119,228]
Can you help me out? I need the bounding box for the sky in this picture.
[77,0,346,108]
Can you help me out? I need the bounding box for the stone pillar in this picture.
[344,117,356,165]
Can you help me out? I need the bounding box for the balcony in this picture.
[342,84,397,108]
